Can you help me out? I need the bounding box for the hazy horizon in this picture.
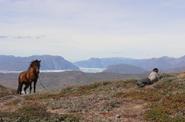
[1,0,185,61]
[0,54,185,62]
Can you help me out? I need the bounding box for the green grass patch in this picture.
[0,103,80,122]
[114,89,162,102]
[145,93,185,122]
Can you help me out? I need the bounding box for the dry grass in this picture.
[0,102,80,122]
[0,85,15,98]
[0,73,185,122]
[144,74,185,122]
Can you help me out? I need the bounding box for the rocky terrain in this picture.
[0,73,185,122]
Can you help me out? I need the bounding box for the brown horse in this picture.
[17,60,41,94]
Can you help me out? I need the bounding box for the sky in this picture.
[0,0,185,61]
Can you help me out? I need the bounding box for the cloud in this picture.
[0,34,45,40]
[14,35,45,39]
[161,0,185,8]
[0,0,185,61]
[0,35,9,39]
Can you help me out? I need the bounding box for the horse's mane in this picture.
[28,60,40,70]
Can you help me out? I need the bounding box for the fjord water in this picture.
[0,68,105,74]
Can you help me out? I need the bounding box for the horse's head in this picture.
[30,59,41,73]
[35,59,41,69]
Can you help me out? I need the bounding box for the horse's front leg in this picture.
[33,80,37,93]
[29,82,32,94]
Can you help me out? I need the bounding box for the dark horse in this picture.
[17,60,41,94]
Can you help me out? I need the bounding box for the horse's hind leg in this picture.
[24,84,29,94]
[17,83,23,95]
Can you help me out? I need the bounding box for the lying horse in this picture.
[17,60,41,94]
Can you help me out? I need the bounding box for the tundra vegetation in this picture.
[0,73,185,122]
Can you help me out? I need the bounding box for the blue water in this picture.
[0,68,105,73]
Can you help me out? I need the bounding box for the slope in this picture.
[0,73,184,122]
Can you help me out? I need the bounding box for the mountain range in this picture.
[1,55,185,73]
[0,55,79,71]
[75,56,185,73]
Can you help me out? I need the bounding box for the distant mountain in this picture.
[74,56,185,73]
[104,64,148,74]
[0,55,79,71]
[75,57,133,68]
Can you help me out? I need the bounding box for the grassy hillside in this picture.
[0,85,15,97]
[0,71,146,90]
[0,73,185,122]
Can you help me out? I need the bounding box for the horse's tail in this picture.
[17,75,22,94]
[17,83,21,94]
